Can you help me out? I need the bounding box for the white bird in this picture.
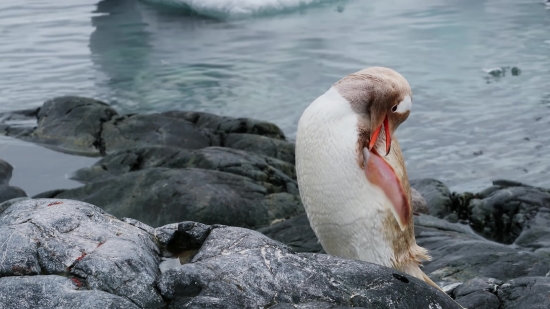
[295,66,439,289]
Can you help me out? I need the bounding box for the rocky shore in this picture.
[0,97,549,308]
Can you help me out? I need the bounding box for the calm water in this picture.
[0,0,550,194]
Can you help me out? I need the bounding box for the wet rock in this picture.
[0,185,27,204]
[1,98,292,161]
[0,159,13,186]
[101,114,219,154]
[410,178,453,218]
[411,187,429,214]
[56,168,303,228]
[258,213,324,253]
[156,223,460,309]
[161,110,286,140]
[0,275,140,309]
[497,277,550,309]
[224,133,296,164]
[453,278,501,309]
[31,96,117,156]
[415,214,550,283]
[0,159,27,203]
[70,146,297,194]
[0,199,164,308]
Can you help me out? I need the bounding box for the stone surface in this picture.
[161,110,286,140]
[224,133,296,164]
[101,114,219,154]
[497,277,550,309]
[0,275,140,309]
[453,278,502,309]
[0,158,27,203]
[258,213,324,253]
[31,96,118,156]
[0,98,292,161]
[70,146,297,195]
[56,168,303,228]
[0,159,13,186]
[156,222,460,309]
[0,198,164,308]
[410,178,453,218]
[411,187,429,214]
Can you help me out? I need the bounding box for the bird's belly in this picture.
[301,176,395,268]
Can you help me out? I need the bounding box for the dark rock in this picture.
[0,159,28,203]
[0,185,27,204]
[31,96,117,156]
[0,275,140,309]
[464,181,550,246]
[0,199,164,308]
[57,168,303,228]
[70,146,297,194]
[497,277,550,309]
[453,278,502,309]
[224,133,296,164]
[258,213,324,253]
[161,110,286,140]
[411,187,429,214]
[0,159,13,186]
[415,214,550,283]
[101,114,219,154]
[156,223,460,309]
[32,189,67,199]
[410,178,453,218]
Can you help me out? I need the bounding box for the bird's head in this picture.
[333,66,412,156]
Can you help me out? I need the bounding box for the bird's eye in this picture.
[391,105,397,112]
[393,95,412,113]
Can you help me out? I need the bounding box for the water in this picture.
[0,0,549,194]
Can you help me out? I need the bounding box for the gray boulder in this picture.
[70,146,297,195]
[101,114,220,154]
[0,275,140,309]
[55,168,303,228]
[0,98,293,161]
[156,222,460,309]
[0,198,164,308]
[32,96,117,156]
[0,159,27,203]
[410,178,453,218]
[161,110,286,140]
[497,277,550,309]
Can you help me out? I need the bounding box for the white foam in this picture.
[143,0,327,18]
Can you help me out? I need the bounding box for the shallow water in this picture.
[0,0,550,193]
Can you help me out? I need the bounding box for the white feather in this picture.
[395,95,412,113]
[296,87,395,267]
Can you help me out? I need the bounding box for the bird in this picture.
[295,66,440,290]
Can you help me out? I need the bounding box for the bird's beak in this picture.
[368,114,391,156]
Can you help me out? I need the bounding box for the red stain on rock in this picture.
[97,241,105,248]
[75,252,87,262]
[47,201,63,206]
[70,277,83,287]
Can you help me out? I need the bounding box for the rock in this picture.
[415,214,550,283]
[101,114,219,154]
[411,187,429,214]
[463,181,550,246]
[0,275,140,309]
[56,168,303,228]
[161,110,286,140]
[224,133,296,164]
[497,277,550,309]
[31,96,118,156]
[410,178,453,218]
[258,213,324,253]
[0,185,27,204]
[156,222,460,309]
[453,278,501,309]
[0,159,27,203]
[1,99,293,162]
[0,199,164,308]
[70,146,297,195]
[0,159,13,186]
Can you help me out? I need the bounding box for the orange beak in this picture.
[368,114,391,156]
